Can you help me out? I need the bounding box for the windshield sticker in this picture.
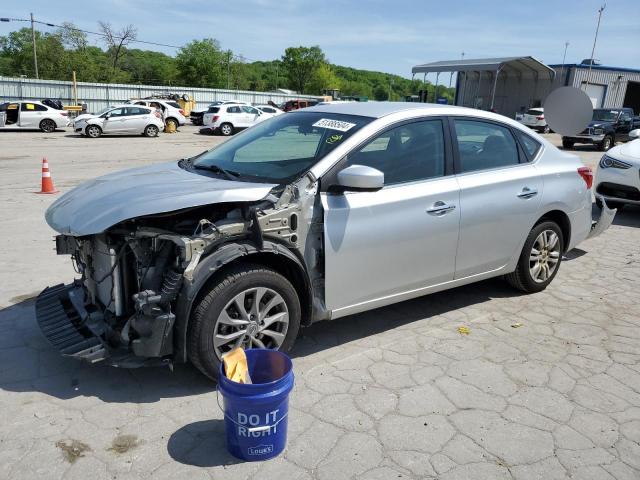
[312,118,356,132]
[326,133,344,144]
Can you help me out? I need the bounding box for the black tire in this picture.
[165,118,178,130]
[562,140,574,149]
[144,124,159,137]
[85,124,102,138]
[598,135,613,151]
[596,197,625,211]
[505,221,564,293]
[39,119,56,133]
[188,264,301,380]
[220,123,234,136]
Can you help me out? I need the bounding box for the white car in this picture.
[201,104,266,136]
[518,108,550,134]
[128,99,187,129]
[594,129,640,210]
[255,105,285,117]
[0,100,70,132]
[73,105,165,138]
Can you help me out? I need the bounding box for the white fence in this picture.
[0,76,320,112]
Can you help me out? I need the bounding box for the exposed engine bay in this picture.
[42,173,324,367]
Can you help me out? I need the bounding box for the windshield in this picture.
[191,112,373,183]
[94,107,113,116]
[592,109,619,122]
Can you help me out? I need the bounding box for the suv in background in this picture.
[190,100,251,125]
[562,107,640,151]
[129,99,187,130]
[200,104,265,135]
[518,107,550,133]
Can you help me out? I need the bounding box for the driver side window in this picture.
[344,119,445,185]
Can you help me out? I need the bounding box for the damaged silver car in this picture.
[39,103,615,379]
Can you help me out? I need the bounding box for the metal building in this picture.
[412,56,555,117]
[550,63,640,113]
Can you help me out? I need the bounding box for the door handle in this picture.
[427,201,456,215]
[517,187,538,199]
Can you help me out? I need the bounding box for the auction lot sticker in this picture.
[312,118,356,132]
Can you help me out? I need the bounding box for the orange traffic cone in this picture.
[36,158,59,194]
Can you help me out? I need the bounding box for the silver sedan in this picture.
[41,102,615,379]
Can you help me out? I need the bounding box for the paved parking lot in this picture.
[1,127,639,479]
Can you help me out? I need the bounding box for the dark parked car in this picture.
[562,107,640,151]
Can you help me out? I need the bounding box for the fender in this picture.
[173,239,312,363]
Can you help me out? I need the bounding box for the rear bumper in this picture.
[587,196,617,239]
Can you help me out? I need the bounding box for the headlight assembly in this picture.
[593,128,604,135]
[599,155,632,169]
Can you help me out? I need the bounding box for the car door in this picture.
[19,102,40,128]
[124,107,149,133]
[242,106,262,125]
[452,117,543,279]
[226,106,243,128]
[617,110,633,142]
[322,118,460,315]
[102,107,127,134]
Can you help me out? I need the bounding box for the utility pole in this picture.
[226,51,232,90]
[30,13,39,79]
[559,41,569,85]
[585,4,605,89]
[275,62,279,91]
[388,78,393,101]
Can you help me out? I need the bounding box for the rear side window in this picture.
[453,119,520,173]
[514,130,542,159]
[345,119,446,185]
[21,103,47,111]
[167,102,181,108]
[207,107,220,113]
[227,106,241,113]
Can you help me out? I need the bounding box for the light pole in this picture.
[388,78,393,101]
[585,4,606,89]
[559,41,569,85]
[30,13,39,79]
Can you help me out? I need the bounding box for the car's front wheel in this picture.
[562,140,574,149]
[542,125,551,134]
[85,125,102,138]
[506,221,564,293]
[188,264,301,380]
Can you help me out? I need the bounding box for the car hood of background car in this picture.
[612,139,640,163]
[46,161,277,236]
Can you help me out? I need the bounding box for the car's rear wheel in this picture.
[85,125,102,138]
[220,123,234,136]
[562,140,574,149]
[188,264,301,380]
[506,221,564,293]
[542,125,551,134]
[39,119,56,133]
[599,135,613,151]
[144,124,159,137]
[165,118,178,130]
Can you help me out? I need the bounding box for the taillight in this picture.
[179,109,185,116]
[212,115,219,122]
[578,167,593,189]
[60,111,68,116]
[536,115,544,120]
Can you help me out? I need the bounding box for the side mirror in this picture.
[630,129,640,140]
[333,165,384,193]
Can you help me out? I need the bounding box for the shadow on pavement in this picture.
[0,277,523,402]
[167,419,243,467]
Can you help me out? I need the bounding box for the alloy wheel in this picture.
[529,229,561,283]
[213,287,289,358]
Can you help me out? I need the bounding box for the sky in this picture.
[1,0,639,79]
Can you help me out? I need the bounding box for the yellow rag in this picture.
[222,348,252,384]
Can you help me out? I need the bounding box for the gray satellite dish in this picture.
[544,87,593,137]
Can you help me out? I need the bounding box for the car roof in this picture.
[300,101,480,119]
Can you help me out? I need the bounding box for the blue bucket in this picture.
[217,349,294,461]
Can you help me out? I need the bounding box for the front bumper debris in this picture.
[587,195,616,239]
[564,134,605,144]
[35,283,107,362]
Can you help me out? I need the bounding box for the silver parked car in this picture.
[39,103,614,379]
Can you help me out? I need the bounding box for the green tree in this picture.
[176,39,224,88]
[281,45,325,93]
[308,63,340,94]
